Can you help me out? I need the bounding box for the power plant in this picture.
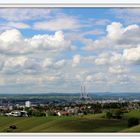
[80,84,90,100]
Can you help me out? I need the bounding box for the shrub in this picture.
[128,117,139,127]
[9,125,17,129]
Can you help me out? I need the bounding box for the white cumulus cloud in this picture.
[0,29,72,55]
[33,14,83,31]
[123,46,140,64]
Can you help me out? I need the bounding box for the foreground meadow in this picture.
[0,110,140,132]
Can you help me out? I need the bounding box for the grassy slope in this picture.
[123,109,140,119]
[2,110,140,133]
[120,110,140,132]
[0,114,127,133]
[122,124,140,132]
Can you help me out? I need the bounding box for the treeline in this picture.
[106,109,139,128]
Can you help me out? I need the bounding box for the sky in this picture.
[0,8,140,94]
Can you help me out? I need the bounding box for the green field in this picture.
[0,110,140,133]
[123,109,140,119]
[121,109,140,132]
[122,124,140,132]
[0,114,127,133]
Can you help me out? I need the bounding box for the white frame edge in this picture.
[0,2,139,136]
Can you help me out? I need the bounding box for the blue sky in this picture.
[0,8,140,94]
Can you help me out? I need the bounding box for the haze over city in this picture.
[0,8,140,93]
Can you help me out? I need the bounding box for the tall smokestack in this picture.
[81,85,83,98]
[84,85,86,98]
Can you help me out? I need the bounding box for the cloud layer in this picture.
[0,8,140,93]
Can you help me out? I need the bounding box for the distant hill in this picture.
[0,92,140,100]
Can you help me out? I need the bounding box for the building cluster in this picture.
[0,100,31,117]
[52,105,92,117]
[0,97,140,117]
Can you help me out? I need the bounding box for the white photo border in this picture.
[0,2,140,137]
[0,3,140,7]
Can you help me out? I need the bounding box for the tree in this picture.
[106,112,112,119]
[128,117,139,127]
[113,109,123,119]
[32,111,46,117]
[26,109,33,116]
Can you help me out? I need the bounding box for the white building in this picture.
[5,110,28,117]
[25,101,31,108]
[8,105,13,110]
